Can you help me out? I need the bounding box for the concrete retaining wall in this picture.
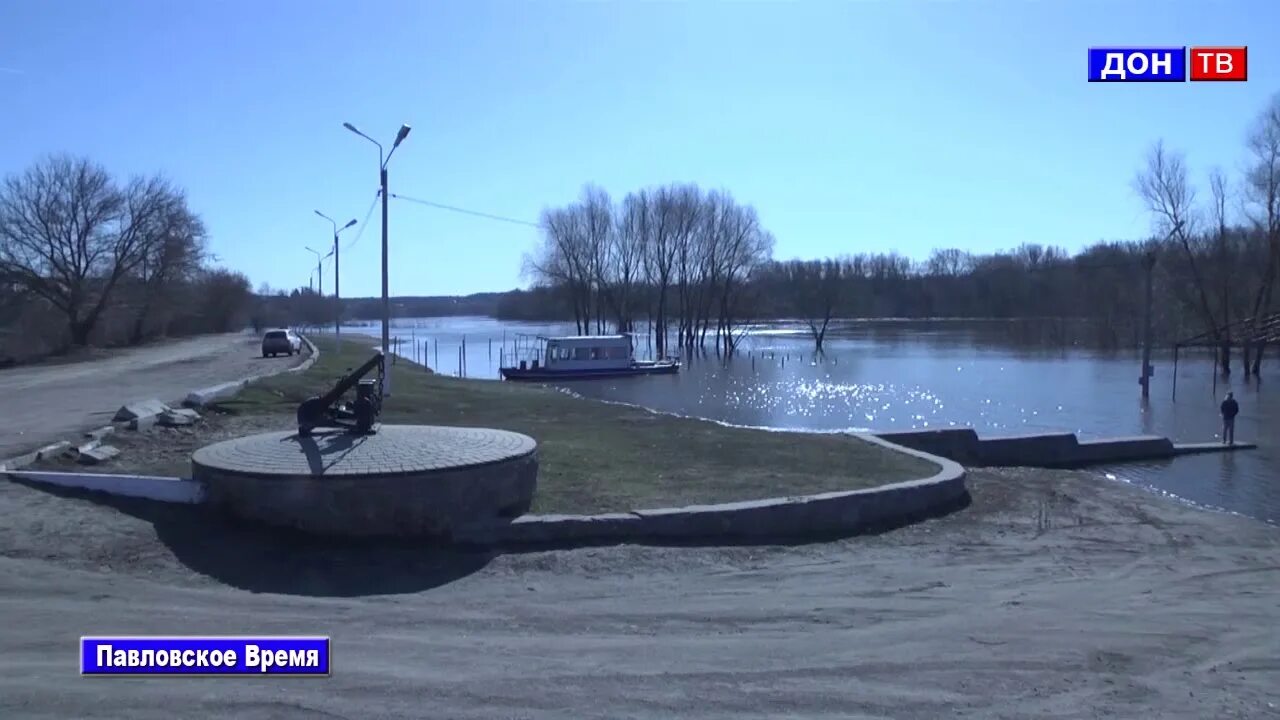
[452,433,967,546]
[876,428,1182,468]
[4,428,966,546]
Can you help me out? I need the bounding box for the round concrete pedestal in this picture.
[191,425,537,538]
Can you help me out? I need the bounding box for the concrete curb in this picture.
[183,335,319,408]
[452,432,967,546]
[4,470,206,504]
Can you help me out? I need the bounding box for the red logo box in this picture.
[1189,46,1248,81]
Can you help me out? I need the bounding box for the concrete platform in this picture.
[1172,441,1258,456]
[191,425,538,538]
[875,428,1257,469]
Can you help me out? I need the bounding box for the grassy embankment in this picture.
[52,336,938,514]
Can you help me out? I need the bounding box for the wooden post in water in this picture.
[1212,348,1218,395]
[1172,345,1179,400]
[1140,250,1156,399]
[462,335,467,377]
[434,339,439,370]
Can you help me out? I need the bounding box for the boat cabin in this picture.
[540,335,632,371]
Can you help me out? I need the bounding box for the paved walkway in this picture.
[0,333,306,458]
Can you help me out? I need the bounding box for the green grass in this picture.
[215,336,937,514]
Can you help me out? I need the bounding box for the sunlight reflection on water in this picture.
[364,316,1278,524]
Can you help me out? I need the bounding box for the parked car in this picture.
[262,329,302,357]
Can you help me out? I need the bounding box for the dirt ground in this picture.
[0,333,307,459]
[0,466,1276,719]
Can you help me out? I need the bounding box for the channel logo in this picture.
[1087,46,1247,82]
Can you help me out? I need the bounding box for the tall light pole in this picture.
[343,121,411,396]
[304,246,330,295]
[315,211,357,343]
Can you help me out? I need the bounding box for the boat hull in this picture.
[500,362,680,381]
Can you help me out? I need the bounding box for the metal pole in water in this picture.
[434,339,439,369]
[1172,345,1179,400]
[1212,348,1218,395]
[1140,250,1156,399]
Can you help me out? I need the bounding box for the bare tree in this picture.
[0,156,191,347]
[579,185,612,334]
[1135,141,1220,344]
[927,248,973,277]
[611,192,650,333]
[1243,93,1280,374]
[128,198,207,343]
[1207,167,1234,371]
[783,259,843,351]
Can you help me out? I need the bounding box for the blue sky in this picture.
[1,0,1276,297]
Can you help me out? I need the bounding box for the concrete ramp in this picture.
[1076,436,1175,465]
[979,432,1079,467]
[874,428,1252,469]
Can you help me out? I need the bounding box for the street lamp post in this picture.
[315,211,357,344]
[343,121,411,396]
[305,245,332,336]
[304,246,328,295]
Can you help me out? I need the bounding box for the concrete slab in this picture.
[1172,442,1259,456]
[183,381,246,408]
[158,408,201,427]
[35,441,71,460]
[77,445,120,465]
[112,399,169,423]
[4,470,205,504]
[84,425,115,441]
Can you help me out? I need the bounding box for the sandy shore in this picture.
[0,467,1276,719]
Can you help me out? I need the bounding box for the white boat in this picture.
[499,334,680,381]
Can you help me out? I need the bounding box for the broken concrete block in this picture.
[85,425,115,441]
[158,408,201,427]
[73,440,101,457]
[113,399,169,423]
[35,441,70,460]
[77,445,121,465]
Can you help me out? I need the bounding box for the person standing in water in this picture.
[1220,392,1239,445]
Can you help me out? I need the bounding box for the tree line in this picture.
[0,155,254,364]
[514,93,1280,372]
[524,184,775,357]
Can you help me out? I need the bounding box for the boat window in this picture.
[573,347,592,361]
[606,346,628,359]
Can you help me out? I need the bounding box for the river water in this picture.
[348,316,1276,525]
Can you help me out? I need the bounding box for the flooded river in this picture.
[352,316,1277,524]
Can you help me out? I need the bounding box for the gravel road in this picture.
[0,333,306,459]
[0,467,1276,719]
